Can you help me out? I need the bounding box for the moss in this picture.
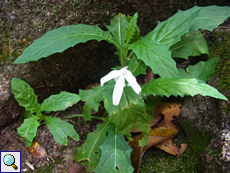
[140,119,212,173]
[219,105,229,113]
[208,30,230,99]
[0,31,32,64]
[25,157,64,173]
[25,162,55,173]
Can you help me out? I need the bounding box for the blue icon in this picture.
[3,154,18,170]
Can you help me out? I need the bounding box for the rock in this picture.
[0,0,209,128]
[178,29,230,172]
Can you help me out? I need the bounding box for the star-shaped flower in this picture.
[100,66,141,106]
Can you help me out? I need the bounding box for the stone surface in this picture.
[1,0,213,128]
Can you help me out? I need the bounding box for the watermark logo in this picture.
[0,151,21,173]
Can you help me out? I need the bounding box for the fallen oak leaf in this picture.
[155,137,188,157]
[128,135,143,173]
[156,119,177,129]
[68,159,87,173]
[178,143,188,156]
[28,142,47,159]
[129,126,178,173]
[144,127,178,152]
[156,103,181,120]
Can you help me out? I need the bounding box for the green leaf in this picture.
[103,81,139,116]
[142,77,228,101]
[14,24,120,63]
[145,96,162,116]
[128,54,147,76]
[76,120,110,170]
[179,58,218,82]
[18,116,40,147]
[79,85,109,121]
[23,110,34,119]
[145,7,200,49]
[170,30,209,59]
[111,99,151,146]
[191,6,230,31]
[106,13,129,47]
[108,87,152,146]
[94,124,134,173]
[125,13,138,44]
[129,39,179,77]
[44,116,79,145]
[80,79,148,126]
[11,78,40,113]
[40,91,80,112]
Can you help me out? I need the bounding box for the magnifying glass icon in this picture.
[3,154,18,170]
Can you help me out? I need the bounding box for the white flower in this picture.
[100,66,141,106]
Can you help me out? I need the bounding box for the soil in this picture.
[0,101,104,172]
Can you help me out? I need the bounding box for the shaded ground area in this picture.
[0,101,103,172]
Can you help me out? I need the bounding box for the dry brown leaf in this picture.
[137,67,155,85]
[144,127,178,152]
[155,137,188,157]
[129,126,178,173]
[157,119,177,129]
[129,136,143,173]
[178,143,188,155]
[156,103,181,120]
[150,114,163,128]
[28,142,47,159]
[68,159,87,173]
[129,102,182,172]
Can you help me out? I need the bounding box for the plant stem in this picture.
[127,51,134,60]
[120,50,127,67]
[66,114,107,121]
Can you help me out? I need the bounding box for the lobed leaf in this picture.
[44,116,79,145]
[145,7,200,49]
[76,120,110,170]
[79,84,109,121]
[80,80,143,121]
[103,81,142,114]
[142,77,228,101]
[14,24,120,63]
[145,96,162,116]
[106,13,129,47]
[125,13,138,44]
[111,100,152,146]
[129,39,179,78]
[191,6,230,31]
[107,86,152,146]
[17,116,40,147]
[40,91,80,112]
[178,58,218,82]
[94,124,134,173]
[170,30,209,59]
[11,78,40,113]
[128,54,147,77]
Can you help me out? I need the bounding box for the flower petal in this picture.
[100,70,121,86]
[125,70,141,94]
[113,76,125,106]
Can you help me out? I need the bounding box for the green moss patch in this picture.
[208,30,230,99]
